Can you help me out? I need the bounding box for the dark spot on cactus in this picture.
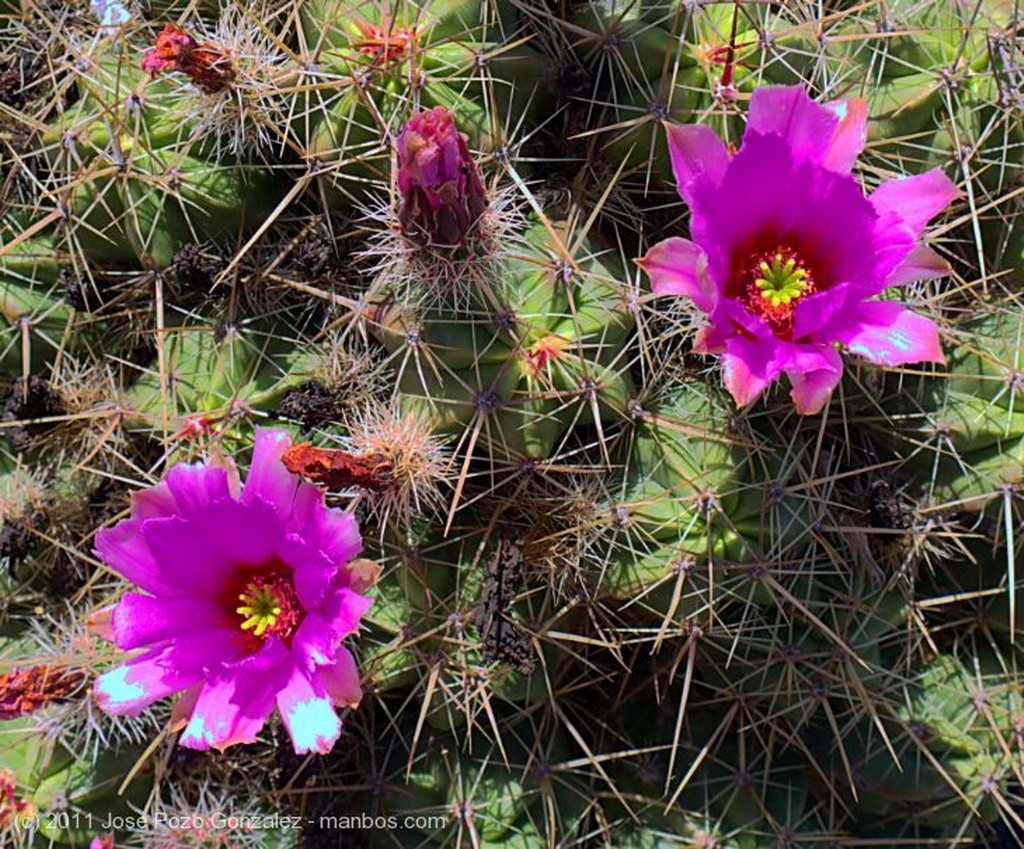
[601,30,622,55]
[612,505,631,528]
[907,719,931,740]
[810,680,828,699]
[171,243,228,302]
[0,64,26,110]
[291,227,344,279]
[554,260,575,286]
[558,62,591,102]
[697,492,717,515]
[491,145,509,165]
[494,310,517,331]
[214,320,240,344]
[1,376,65,450]
[671,556,695,577]
[779,643,801,661]
[402,545,423,566]
[0,514,38,574]
[276,381,344,431]
[747,563,767,581]
[732,768,753,789]
[61,267,103,312]
[868,480,910,530]
[648,100,670,121]
[472,50,489,69]
[940,67,962,91]
[766,481,785,504]
[47,551,86,598]
[474,390,502,413]
[759,30,776,50]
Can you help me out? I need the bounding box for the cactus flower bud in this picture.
[396,107,488,249]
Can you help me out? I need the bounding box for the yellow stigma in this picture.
[236,583,282,637]
[754,252,810,307]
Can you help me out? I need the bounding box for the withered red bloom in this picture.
[0,665,89,720]
[282,443,393,492]
[142,24,235,94]
[355,20,418,66]
[397,107,488,248]
[0,769,32,830]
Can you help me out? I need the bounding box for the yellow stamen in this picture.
[236,583,282,637]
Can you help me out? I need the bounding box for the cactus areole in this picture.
[92,429,376,754]
[638,85,958,414]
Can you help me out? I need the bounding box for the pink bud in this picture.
[396,107,488,248]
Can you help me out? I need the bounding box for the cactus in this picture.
[1,1,1023,847]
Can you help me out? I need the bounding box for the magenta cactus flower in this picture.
[92,429,375,754]
[638,85,958,414]
[396,106,488,248]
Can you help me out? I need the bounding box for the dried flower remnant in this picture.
[0,665,89,719]
[397,107,489,248]
[355,19,419,66]
[638,85,958,414]
[142,24,236,94]
[92,429,376,754]
[282,443,393,491]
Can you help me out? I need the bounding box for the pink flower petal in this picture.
[665,123,730,203]
[94,645,203,715]
[870,169,959,236]
[131,482,177,520]
[276,533,338,610]
[141,516,239,598]
[197,496,282,569]
[316,647,362,709]
[747,86,839,167]
[289,484,363,568]
[719,335,786,408]
[293,587,373,672]
[885,243,951,286]
[786,346,844,415]
[690,132,796,284]
[822,97,868,173]
[637,237,716,312]
[242,428,300,521]
[163,463,233,519]
[276,666,341,754]
[838,301,945,367]
[179,670,281,751]
[111,593,233,651]
[95,519,177,597]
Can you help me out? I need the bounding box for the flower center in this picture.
[235,574,300,640]
[741,245,815,337]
